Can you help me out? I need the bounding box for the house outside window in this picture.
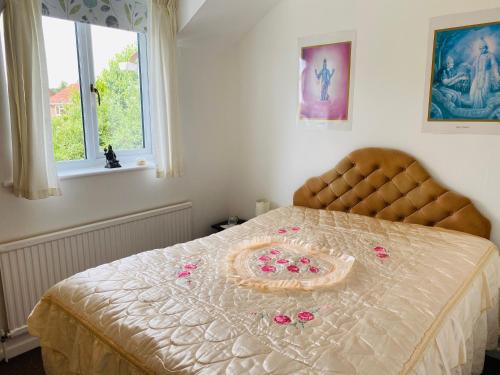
[49,83,79,117]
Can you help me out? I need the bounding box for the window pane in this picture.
[90,25,144,152]
[42,17,86,161]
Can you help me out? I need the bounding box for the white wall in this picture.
[229,0,500,245]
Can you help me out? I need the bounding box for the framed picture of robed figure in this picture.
[298,31,356,130]
[423,8,500,134]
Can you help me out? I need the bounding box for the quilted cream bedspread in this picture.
[28,207,499,375]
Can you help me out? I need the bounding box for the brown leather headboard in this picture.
[293,147,491,238]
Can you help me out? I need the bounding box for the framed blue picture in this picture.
[423,9,500,134]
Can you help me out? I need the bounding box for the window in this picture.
[42,17,151,169]
[54,104,66,116]
[44,17,85,161]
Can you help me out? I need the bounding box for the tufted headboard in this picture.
[293,148,491,238]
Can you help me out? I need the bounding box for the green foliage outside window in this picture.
[51,45,143,161]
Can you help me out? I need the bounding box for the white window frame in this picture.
[55,104,64,116]
[51,20,152,173]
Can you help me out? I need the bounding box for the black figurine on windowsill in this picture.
[104,145,121,169]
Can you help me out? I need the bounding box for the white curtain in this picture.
[147,0,183,178]
[3,0,61,199]
[0,0,13,187]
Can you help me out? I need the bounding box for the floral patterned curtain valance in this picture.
[41,0,147,33]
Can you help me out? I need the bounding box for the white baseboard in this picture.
[0,333,39,362]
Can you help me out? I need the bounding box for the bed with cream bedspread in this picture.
[28,207,499,374]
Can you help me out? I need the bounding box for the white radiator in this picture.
[0,202,192,337]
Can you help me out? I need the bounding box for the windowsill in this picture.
[1,160,156,188]
[58,160,155,180]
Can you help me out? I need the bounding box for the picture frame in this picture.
[422,8,500,134]
[297,31,356,130]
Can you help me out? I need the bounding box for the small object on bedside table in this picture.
[104,145,121,169]
[255,199,270,216]
[211,218,246,232]
[228,216,239,225]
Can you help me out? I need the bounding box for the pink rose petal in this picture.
[376,252,389,258]
[373,246,386,252]
[287,265,300,273]
[258,255,272,262]
[291,227,300,232]
[183,263,198,270]
[309,266,320,273]
[276,258,289,264]
[299,257,310,264]
[270,249,281,255]
[273,315,292,325]
[177,271,191,278]
[261,265,276,273]
[297,311,315,321]
[277,228,287,234]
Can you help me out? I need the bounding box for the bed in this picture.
[28,147,499,375]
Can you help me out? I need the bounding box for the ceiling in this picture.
[177,0,281,48]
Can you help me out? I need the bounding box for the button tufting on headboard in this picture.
[293,147,491,239]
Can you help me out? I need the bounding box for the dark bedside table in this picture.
[211,219,246,232]
[483,350,500,374]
